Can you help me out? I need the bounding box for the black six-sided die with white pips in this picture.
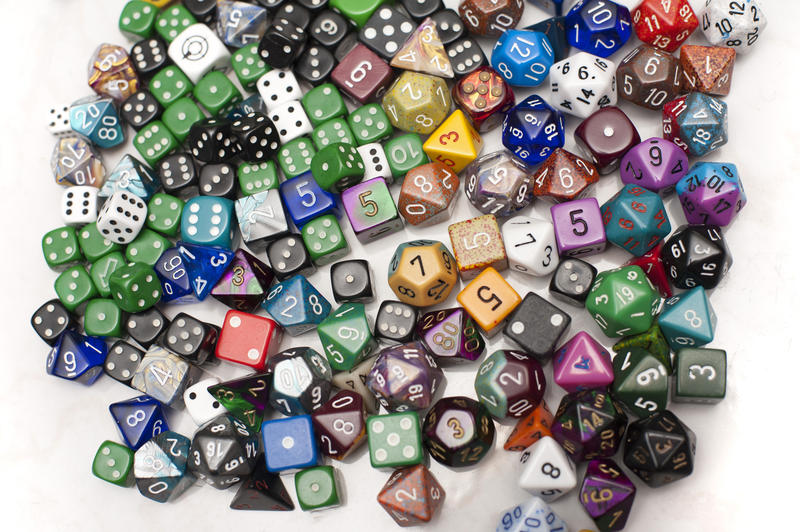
[158,153,199,196]
[266,234,316,280]
[104,340,144,386]
[120,90,162,130]
[199,163,237,198]
[504,292,571,363]
[130,37,169,78]
[125,307,170,349]
[31,299,74,346]
[549,258,597,307]
[374,300,417,345]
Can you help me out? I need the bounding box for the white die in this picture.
[61,186,99,226]
[502,216,558,277]
[356,143,392,184]
[268,100,312,145]
[183,377,225,426]
[701,0,767,54]
[257,69,302,111]
[47,104,72,136]
[518,436,577,502]
[549,52,617,119]
[96,190,147,244]
[168,23,231,84]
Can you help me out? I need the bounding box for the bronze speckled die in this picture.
[533,148,599,203]
[616,45,682,110]
[88,43,140,102]
[459,0,524,37]
[448,214,508,280]
[680,45,735,96]
[397,162,460,226]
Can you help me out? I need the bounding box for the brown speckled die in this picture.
[533,148,599,203]
[680,45,736,96]
[459,0,524,37]
[448,214,508,280]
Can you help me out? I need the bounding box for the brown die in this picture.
[397,163,460,226]
[616,45,682,110]
[680,45,736,96]
[533,148,599,203]
[88,43,140,102]
[448,214,508,280]
[459,0,524,37]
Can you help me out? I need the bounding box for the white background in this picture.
[0,0,797,530]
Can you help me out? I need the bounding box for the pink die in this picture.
[552,331,614,393]
[550,198,607,258]
[620,138,688,193]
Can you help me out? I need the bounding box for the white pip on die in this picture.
[268,100,312,145]
[61,186,99,226]
[183,377,225,426]
[257,69,302,111]
[518,436,577,502]
[502,215,558,277]
[357,143,392,184]
[168,23,231,84]
[549,52,617,119]
[96,190,147,244]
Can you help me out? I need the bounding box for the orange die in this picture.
[397,162,460,226]
[423,110,483,173]
[533,148,599,203]
[457,267,521,336]
[215,310,282,371]
[448,214,508,280]
[504,401,554,451]
[141,0,172,7]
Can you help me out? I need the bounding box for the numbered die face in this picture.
[502,95,566,165]
[549,52,617,119]
[318,303,377,371]
[616,45,682,110]
[310,10,349,49]
[474,349,546,419]
[673,347,727,403]
[385,133,429,179]
[184,377,225,426]
[491,30,554,88]
[518,436,577,502]
[611,346,669,417]
[280,173,338,228]
[552,331,613,393]
[459,0,524,37]
[464,150,534,217]
[601,184,671,257]
[381,71,450,135]
[216,311,282,371]
[61,186,98,226]
[262,275,331,336]
[662,93,728,158]
[623,410,696,487]
[387,240,458,308]
[341,177,403,243]
[551,198,607,257]
[657,286,717,352]
[533,148,599,203]
[676,162,745,227]
[422,396,495,467]
[633,0,699,52]
[700,0,767,54]
[680,45,736,96]
[332,43,394,104]
[182,196,235,249]
[504,401,554,451]
[580,459,636,529]
[576,106,641,174]
[389,17,454,78]
[457,268,521,337]
[87,43,140,102]
[216,1,268,47]
[398,162,458,226]
[448,214,508,280]
[110,396,168,450]
[565,0,633,57]
[586,266,661,338]
[620,137,688,194]
[268,347,332,416]
[416,307,485,364]
[69,97,125,149]
[50,136,106,188]
[502,216,558,277]
[311,390,367,460]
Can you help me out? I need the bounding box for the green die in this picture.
[193,71,242,116]
[89,251,126,298]
[613,322,673,374]
[301,215,349,266]
[318,303,377,371]
[118,1,157,40]
[134,121,178,166]
[109,263,162,313]
[238,160,279,195]
[42,226,83,270]
[585,265,661,338]
[295,466,341,511]
[367,412,423,468]
[77,224,122,263]
[302,83,347,127]
[385,133,429,178]
[125,229,170,266]
[55,265,98,313]
[146,193,184,236]
[312,118,355,150]
[162,97,204,142]
[278,138,316,179]
[231,43,270,90]
[330,0,386,27]
[348,104,393,145]
[92,440,134,487]
[672,348,727,404]
[310,143,365,192]
[611,347,669,417]
[84,299,124,338]
[149,66,193,108]
[155,4,196,43]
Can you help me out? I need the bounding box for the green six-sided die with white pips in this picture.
[367,412,423,469]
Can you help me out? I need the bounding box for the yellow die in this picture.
[141,0,173,7]
[457,267,521,337]
[388,240,458,308]
[423,110,483,173]
[381,71,451,135]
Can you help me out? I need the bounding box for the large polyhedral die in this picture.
[367,341,443,412]
[676,162,746,227]
[663,92,728,157]
[585,265,661,338]
[463,150,534,217]
[551,388,628,462]
[601,184,671,256]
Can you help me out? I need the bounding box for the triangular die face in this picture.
[390,18,453,78]
[379,467,434,521]
[209,373,271,410]
[211,249,272,304]
[576,404,613,440]
[426,110,481,159]
[644,431,686,468]
[230,462,294,511]
[555,335,613,386]
[177,242,235,300]
[519,437,576,494]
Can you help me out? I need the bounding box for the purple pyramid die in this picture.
[553,331,614,393]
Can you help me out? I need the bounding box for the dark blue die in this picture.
[45,330,106,385]
[279,172,338,228]
[565,0,632,58]
[154,247,195,303]
[491,30,554,87]
[181,196,236,249]
[261,274,331,336]
[502,95,566,165]
[227,93,268,121]
[261,415,318,472]
[178,242,234,301]
[525,16,569,62]
[109,395,169,450]
[528,0,567,16]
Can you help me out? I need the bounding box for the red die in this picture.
[632,0,699,53]
[215,310,282,371]
[624,241,672,298]
[452,66,515,133]
[331,44,394,104]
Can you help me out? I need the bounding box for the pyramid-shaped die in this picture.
[553,331,614,392]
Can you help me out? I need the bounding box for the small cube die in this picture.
[257,69,302,111]
[183,377,226,426]
[96,191,148,245]
[235,190,289,251]
[104,340,144,385]
[549,258,597,307]
[295,466,342,511]
[673,347,727,403]
[167,23,230,83]
[457,267,521,337]
[302,83,347,127]
[182,196,236,249]
[215,310,282,371]
[301,214,349,266]
[374,300,417,345]
[238,160,279,195]
[42,226,83,270]
[261,415,318,472]
[130,37,169,78]
[134,121,178,166]
[367,412,424,469]
[332,43,393,104]
[125,307,170,348]
[92,441,134,486]
[120,90,162,130]
[448,215,508,280]
[162,312,218,365]
[266,234,316,280]
[504,292,571,363]
[269,100,313,145]
[61,186,98,226]
[341,178,403,243]
[330,260,374,303]
[278,138,316,178]
[31,299,74,346]
[280,173,338,228]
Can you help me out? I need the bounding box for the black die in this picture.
[432,9,465,45]
[120,90,162,130]
[266,234,316,280]
[158,152,198,195]
[447,37,486,77]
[188,118,242,163]
[259,18,307,69]
[359,7,416,60]
[125,307,170,348]
[661,225,732,290]
[294,45,336,86]
[374,300,417,345]
[161,312,219,366]
[401,0,442,21]
[130,37,169,78]
[199,163,237,198]
[231,112,281,162]
[334,32,360,62]
[276,2,311,29]
[31,299,74,346]
[310,10,349,49]
[184,0,217,22]
[297,0,328,12]
[504,292,571,363]
[256,0,287,9]
[330,259,374,303]
[549,258,597,307]
[105,340,144,385]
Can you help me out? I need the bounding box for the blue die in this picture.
[155,243,234,302]
[601,184,671,256]
[227,93,267,121]
[658,286,717,352]
[491,30,554,87]
[109,395,169,450]
[280,172,339,229]
[181,196,236,249]
[525,16,570,62]
[46,330,107,385]
[565,0,632,58]
[527,0,567,16]
[502,95,565,165]
[69,96,125,149]
[261,415,318,472]
[261,274,332,336]
[100,154,160,201]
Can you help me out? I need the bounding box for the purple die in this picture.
[551,388,627,462]
[620,137,688,193]
[366,341,444,412]
[341,177,404,243]
[553,331,613,393]
[579,459,636,531]
[676,162,746,227]
[551,198,607,257]
[415,308,486,365]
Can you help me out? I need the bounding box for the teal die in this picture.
[42,226,83,270]
[134,121,178,166]
[312,118,355,150]
[69,97,124,149]
[301,215,349,266]
[55,265,98,313]
[601,184,671,256]
[367,412,424,469]
[384,133,429,179]
[77,224,122,263]
[193,71,242,116]
[149,66,193,108]
[155,4,196,43]
[118,1,158,40]
[89,251,126,298]
[348,104,393,145]
[238,160,279,195]
[231,43,270,90]
[658,286,717,352]
[278,138,316,179]
[302,83,347,127]
[162,97,204,142]
[181,196,236,249]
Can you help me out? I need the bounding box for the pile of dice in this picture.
[35,0,764,528]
